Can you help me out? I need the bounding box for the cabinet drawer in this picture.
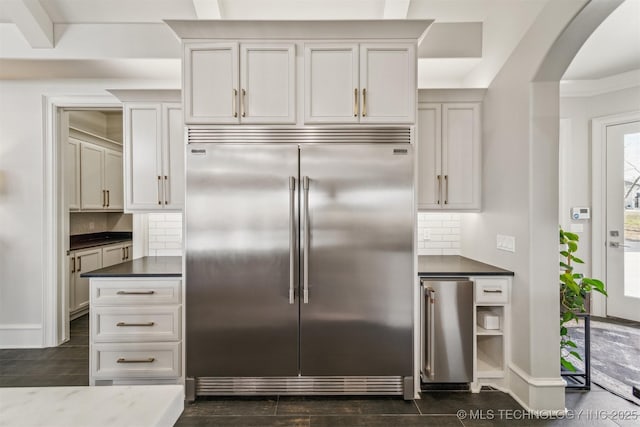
[475,278,509,304]
[92,306,181,343]
[91,279,181,306]
[92,342,181,379]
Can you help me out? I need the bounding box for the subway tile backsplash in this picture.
[417,212,461,256]
[148,213,183,256]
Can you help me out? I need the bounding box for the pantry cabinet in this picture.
[184,42,296,124]
[79,143,123,211]
[69,247,102,318]
[305,43,415,124]
[418,102,481,211]
[123,102,184,211]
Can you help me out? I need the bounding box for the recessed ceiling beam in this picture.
[383,0,411,19]
[5,0,54,48]
[192,0,222,19]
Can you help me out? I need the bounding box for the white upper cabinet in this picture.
[184,42,296,125]
[104,149,123,211]
[185,43,239,124]
[66,138,81,211]
[80,143,105,210]
[418,102,481,211]
[359,44,415,124]
[305,43,415,124]
[124,102,184,212]
[304,44,359,123]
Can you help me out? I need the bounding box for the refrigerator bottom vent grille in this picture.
[196,376,404,396]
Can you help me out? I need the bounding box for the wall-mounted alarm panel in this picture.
[571,207,590,220]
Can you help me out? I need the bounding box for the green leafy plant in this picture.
[559,227,607,372]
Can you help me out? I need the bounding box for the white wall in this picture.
[560,85,640,276]
[0,78,176,347]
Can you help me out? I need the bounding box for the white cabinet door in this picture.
[102,244,125,268]
[240,44,296,124]
[74,248,102,312]
[66,139,81,210]
[104,149,123,211]
[123,242,133,261]
[184,42,239,124]
[359,44,415,124]
[125,104,162,210]
[162,104,184,210]
[442,103,481,210]
[304,44,359,123]
[80,143,105,210]
[417,104,442,209]
[68,254,76,312]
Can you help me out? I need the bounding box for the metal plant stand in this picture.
[562,313,591,390]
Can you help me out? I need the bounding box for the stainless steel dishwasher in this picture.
[421,278,474,383]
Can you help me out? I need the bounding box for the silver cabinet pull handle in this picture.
[117,322,155,327]
[437,175,441,205]
[362,88,367,117]
[427,287,436,381]
[77,256,81,272]
[303,175,310,304]
[116,290,155,295]
[157,175,162,205]
[444,175,449,205]
[483,289,503,294]
[107,190,110,207]
[164,176,169,205]
[232,88,238,118]
[241,89,246,118]
[117,358,155,364]
[102,190,106,208]
[354,88,358,117]
[288,176,296,305]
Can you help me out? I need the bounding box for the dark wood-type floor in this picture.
[1,315,638,426]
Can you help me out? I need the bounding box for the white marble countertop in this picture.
[0,385,183,427]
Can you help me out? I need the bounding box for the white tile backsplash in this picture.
[147,213,183,256]
[417,212,461,255]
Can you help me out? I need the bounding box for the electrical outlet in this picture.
[497,234,515,252]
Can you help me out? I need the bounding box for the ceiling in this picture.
[0,0,637,87]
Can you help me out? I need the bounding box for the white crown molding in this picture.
[560,69,640,98]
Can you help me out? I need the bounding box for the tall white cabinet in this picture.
[304,43,415,124]
[79,143,123,211]
[184,42,296,124]
[417,90,484,211]
[111,90,185,212]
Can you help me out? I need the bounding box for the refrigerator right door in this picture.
[299,144,414,376]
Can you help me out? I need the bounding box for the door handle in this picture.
[427,287,435,381]
[126,247,129,260]
[106,190,110,207]
[444,175,449,205]
[164,176,169,205]
[241,89,246,118]
[77,256,81,273]
[102,190,106,208]
[354,88,359,117]
[437,175,441,205]
[288,176,296,304]
[71,257,76,274]
[232,88,238,118]
[303,175,310,304]
[362,88,367,117]
[122,247,125,261]
[609,242,630,248]
[157,176,162,205]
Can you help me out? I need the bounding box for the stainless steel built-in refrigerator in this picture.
[185,128,414,399]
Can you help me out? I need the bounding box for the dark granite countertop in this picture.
[81,256,182,278]
[418,255,514,277]
[69,232,133,252]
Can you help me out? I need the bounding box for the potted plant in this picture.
[559,227,607,372]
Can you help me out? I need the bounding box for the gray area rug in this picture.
[567,318,640,405]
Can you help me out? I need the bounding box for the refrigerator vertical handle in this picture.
[288,176,296,304]
[427,287,436,381]
[303,175,310,304]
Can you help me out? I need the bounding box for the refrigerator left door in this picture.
[186,143,299,377]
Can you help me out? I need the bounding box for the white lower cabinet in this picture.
[69,247,103,319]
[471,276,511,392]
[90,277,182,385]
[101,241,133,268]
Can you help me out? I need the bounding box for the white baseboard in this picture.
[509,363,567,414]
[0,324,43,348]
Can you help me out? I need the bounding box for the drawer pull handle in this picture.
[116,322,155,327]
[116,290,155,295]
[117,357,155,364]
[483,289,503,293]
